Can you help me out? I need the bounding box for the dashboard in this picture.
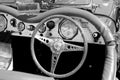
[0,12,105,45]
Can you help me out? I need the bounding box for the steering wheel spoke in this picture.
[63,42,84,52]
[50,52,61,73]
[35,34,53,47]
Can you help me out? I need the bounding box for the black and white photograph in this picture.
[0,0,119,80]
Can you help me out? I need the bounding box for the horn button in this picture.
[51,38,64,52]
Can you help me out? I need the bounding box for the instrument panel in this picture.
[0,12,105,44]
[0,12,38,37]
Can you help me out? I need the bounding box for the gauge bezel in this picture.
[38,23,46,33]
[0,14,8,32]
[17,22,25,32]
[58,19,78,40]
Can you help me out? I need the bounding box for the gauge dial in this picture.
[17,22,25,31]
[59,20,78,40]
[38,23,46,33]
[0,14,7,32]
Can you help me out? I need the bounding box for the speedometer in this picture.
[59,19,78,40]
[0,14,7,32]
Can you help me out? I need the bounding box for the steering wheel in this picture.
[30,7,117,80]
[31,15,88,78]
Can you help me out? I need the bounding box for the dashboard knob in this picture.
[92,32,101,42]
[46,20,55,30]
[10,18,16,27]
[28,25,35,31]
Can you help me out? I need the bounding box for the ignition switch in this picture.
[92,32,101,42]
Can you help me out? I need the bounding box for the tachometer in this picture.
[59,19,78,40]
[0,14,7,32]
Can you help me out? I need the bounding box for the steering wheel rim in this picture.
[31,15,88,78]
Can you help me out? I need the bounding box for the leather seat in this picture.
[0,70,54,80]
